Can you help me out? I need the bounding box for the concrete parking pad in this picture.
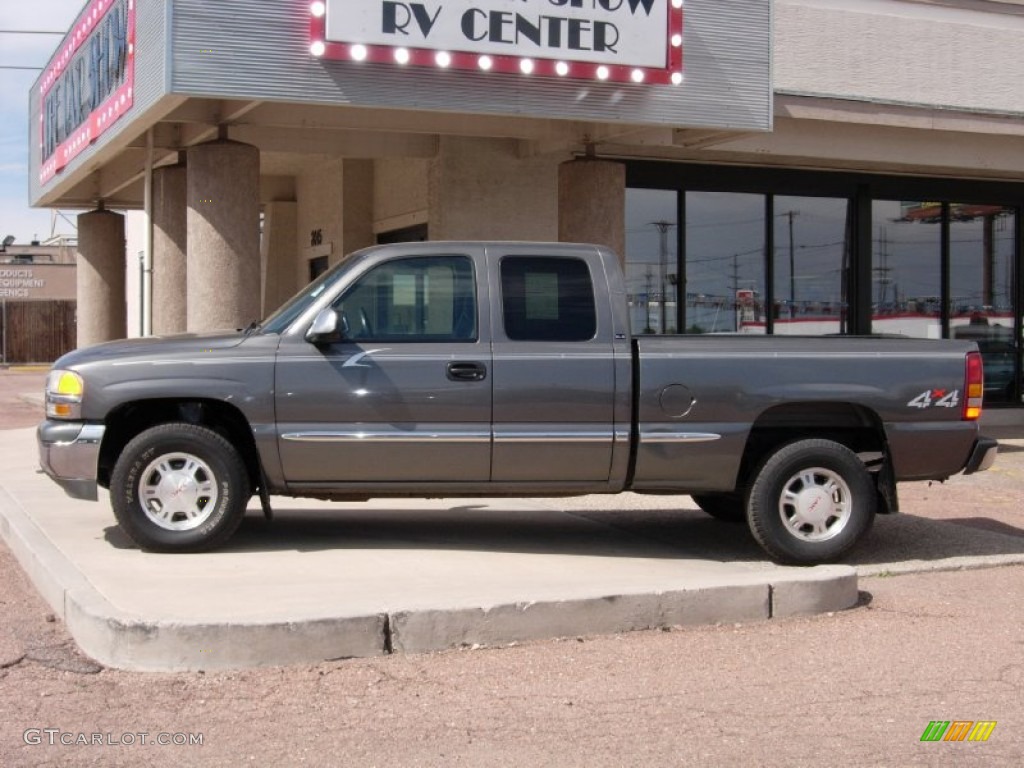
[0,427,865,671]
[4,372,1022,673]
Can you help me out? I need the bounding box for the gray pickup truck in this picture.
[38,241,997,564]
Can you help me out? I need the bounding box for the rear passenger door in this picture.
[487,246,621,486]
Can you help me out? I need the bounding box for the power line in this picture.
[0,29,66,71]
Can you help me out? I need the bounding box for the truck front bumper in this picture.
[37,420,106,501]
[963,435,998,475]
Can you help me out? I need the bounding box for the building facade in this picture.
[0,240,77,363]
[28,0,1024,404]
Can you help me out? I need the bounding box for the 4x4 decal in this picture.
[907,389,960,409]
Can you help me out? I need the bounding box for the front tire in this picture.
[747,439,875,564]
[110,423,251,552]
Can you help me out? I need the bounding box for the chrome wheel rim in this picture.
[139,452,219,531]
[778,467,852,542]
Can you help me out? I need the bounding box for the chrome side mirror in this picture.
[305,308,345,344]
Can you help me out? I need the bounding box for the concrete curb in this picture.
[390,565,861,655]
[1,486,391,670]
[857,553,1024,577]
[389,585,771,655]
[0,481,860,671]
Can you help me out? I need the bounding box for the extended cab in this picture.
[38,241,998,563]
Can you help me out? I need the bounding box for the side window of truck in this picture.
[332,255,477,342]
[500,256,597,341]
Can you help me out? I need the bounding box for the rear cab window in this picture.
[499,256,597,341]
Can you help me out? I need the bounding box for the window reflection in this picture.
[686,192,765,334]
[949,204,1016,403]
[626,179,1019,403]
[625,189,678,334]
[871,200,942,338]
[772,196,849,336]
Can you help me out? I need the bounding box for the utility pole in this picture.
[874,226,892,308]
[983,213,995,307]
[781,211,799,318]
[643,266,654,333]
[731,254,741,331]
[651,221,675,334]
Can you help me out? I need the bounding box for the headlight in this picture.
[45,370,84,419]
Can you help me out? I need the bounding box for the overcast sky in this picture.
[0,1,86,244]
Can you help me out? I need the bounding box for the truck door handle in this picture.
[446,361,487,382]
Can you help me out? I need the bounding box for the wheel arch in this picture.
[98,399,262,493]
[736,401,897,514]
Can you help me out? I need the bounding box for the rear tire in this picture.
[110,423,251,552]
[691,493,746,523]
[747,439,875,564]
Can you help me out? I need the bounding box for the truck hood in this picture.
[53,330,249,369]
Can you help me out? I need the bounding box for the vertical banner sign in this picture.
[309,0,684,85]
[38,0,136,185]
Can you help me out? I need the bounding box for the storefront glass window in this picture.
[626,166,1021,404]
[772,196,850,336]
[949,204,1017,404]
[685,191,765,334]
[625,189,678,334]
[870,200,942,339]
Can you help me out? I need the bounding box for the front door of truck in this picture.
[487,246,622,486]
[274,251,491,486]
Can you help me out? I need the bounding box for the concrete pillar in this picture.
[558,159,626,260]
[342,159,375,258]
[76,208,126,347]
[152,164,187,335]
[261,201,298,315]
[429,137,558,240]
[186,139,260,332]
[296,157,343,286]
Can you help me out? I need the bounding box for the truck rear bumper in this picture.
[37,420,106,501]
[963,435,998,475]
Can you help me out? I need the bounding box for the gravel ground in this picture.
[2,367,1022,766]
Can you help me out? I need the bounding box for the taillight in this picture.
[963,351,983,421]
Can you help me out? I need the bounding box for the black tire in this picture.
[747,439,875,565]
[110,423,251,553]
[691,493,746,523]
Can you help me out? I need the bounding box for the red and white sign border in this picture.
[308,0,684,86]
[38,0,136,185]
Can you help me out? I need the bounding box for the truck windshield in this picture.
[260,258,353,334]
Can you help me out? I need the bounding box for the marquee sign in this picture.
[38,0,136,185]
[309,0,683,85]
